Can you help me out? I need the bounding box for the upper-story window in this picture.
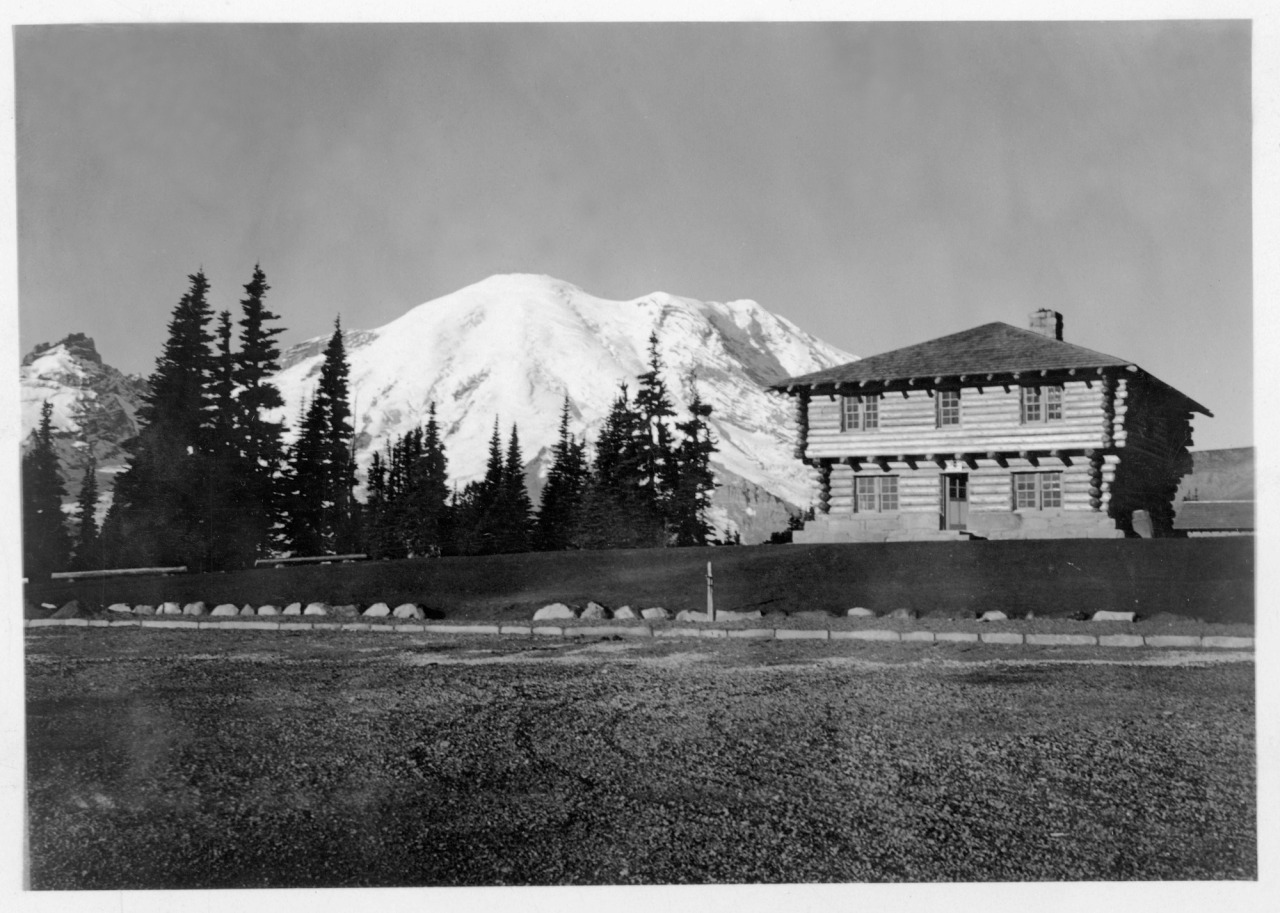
[1021,385,1063,423]
[936,389,961,427]
[841,395,879,432]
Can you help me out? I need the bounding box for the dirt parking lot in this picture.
[25,629,1255,887]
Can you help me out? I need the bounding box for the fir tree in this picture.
[22,401,71,579]
[634,331,678,518]
[535,397,587,551]
[106,270,215,569]
[232,265,286,558]
[575,384,663,549]
[497,424,534,553]
[670,382,718,546]
[281,319,356,555]
[404,404,451,556]
[71,451,101,570]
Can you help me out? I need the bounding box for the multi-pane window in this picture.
[1021,385,1064,423]
[936,390,961,427]
[855,475,899,512]
[1014,472,1062,510]
[841,395,879,431]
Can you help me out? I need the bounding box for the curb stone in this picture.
[1144,635,1202,648]
[1027,634,1098,646]
[1202,636,1253,649]
[1099,634,1144,648]
[776,629,829,640]
[21,618,1254,651]
[832,630,899,642]
[981,632,1024,645]
[936,631,980,643]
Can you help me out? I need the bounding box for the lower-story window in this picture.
[1014,471,1062,509]
[855,475,899,512]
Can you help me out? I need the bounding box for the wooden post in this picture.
[706,561,715,621]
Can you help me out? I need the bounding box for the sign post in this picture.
[706,561,715,622]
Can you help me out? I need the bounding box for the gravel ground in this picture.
[25,629,1255,888]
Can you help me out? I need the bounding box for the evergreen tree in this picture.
[670,382,718,546]
[22,401,71,579]
[403,404,451,556]
[535,397,587,551]
[281,319,356,555]
[106,270,215,569]
[634,331,678,518]
[496,424,534,553]
[232,265,287,558]
[574,384,663,549]
[71,451,101,570]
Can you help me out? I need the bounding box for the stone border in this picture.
[21,618,1254,650]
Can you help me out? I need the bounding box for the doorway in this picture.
[943,474,969,531]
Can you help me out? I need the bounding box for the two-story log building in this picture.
[773,311,1210,541]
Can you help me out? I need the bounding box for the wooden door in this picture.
[943,474,969,531]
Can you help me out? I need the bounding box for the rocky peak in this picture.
[22,332,103,367]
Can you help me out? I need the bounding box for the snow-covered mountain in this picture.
[271,274,854,541]
[19,333,150,515]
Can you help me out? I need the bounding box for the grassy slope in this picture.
[26,538,1254,624]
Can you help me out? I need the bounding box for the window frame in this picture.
[1020,384,1064,424]
[854,475,899,513]
[840,394,880,432]
[936,389,961,427]
[1013,471,1063,510]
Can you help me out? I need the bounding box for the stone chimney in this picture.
[1028,309,1063,340]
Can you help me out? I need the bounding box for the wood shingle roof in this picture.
[775,321,1210,414]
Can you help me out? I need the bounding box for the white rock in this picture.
[640,607,669,621]
[978,610,1008,622]
[1091,610,1136,623]
[210,604,239,616]
[106,603,132,614]
[847,607,875,617]
[133,604,155,615]
[303,603,329,616]
[363,602,391,617]
[533,603,576,621]
[675,610,711,623]
[887,607,918,620]
[239,604,256,615]
[159,601,182,615]
[281,603,302,616]
[182,601,207,616]
[258,604,280,615]
[580,602,609,620]
[393,603,424,619]
[613,605,637,620]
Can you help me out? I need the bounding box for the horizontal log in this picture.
[50,566,187,580]
[255,554,369,567]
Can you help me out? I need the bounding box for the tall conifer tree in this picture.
[22,401,71,579]
[233,265,286,558]
[535,397,587,551]
[106,270,215,569]
[71,451,101,570]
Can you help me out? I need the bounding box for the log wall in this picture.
[804,380,1108,459]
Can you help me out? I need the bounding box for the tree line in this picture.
[21,269,719,579]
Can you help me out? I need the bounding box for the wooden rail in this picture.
[50,566,187,582]
[254,554,368,568]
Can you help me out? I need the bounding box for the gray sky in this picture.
[14,21,1251,449]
